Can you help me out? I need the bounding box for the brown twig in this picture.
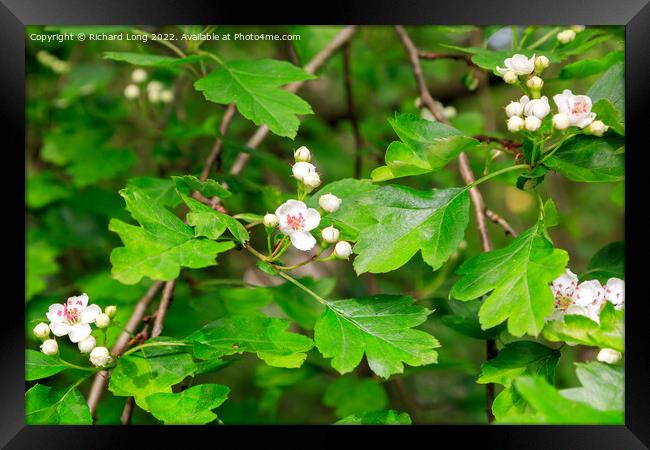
[152,279,177,338]
[199,102,237,182]
[485,208,518,237]
[473,135,522,155]
[417,50,478,68]
[342,41,364,179]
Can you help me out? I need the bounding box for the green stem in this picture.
[197,50,224,65]
[469,164,529,189]
[539,132,578,163]
[58,358,99,372]
[511,26,519,48]
[122,341,191,357]
[270,238,291,261]
[528,27,561,50]
[276,272,328,306]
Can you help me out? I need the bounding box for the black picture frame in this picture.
[3,0,647,446]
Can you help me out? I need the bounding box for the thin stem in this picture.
[132,29,187,58]
[276,271,328,306]
[469,164,529,189]
[528,27,561,50]
[121,341,191,357]
[58,358,99,372]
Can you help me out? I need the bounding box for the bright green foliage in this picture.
[26,240,60,301]
[194,59,315,138]
[335,410,412,425]
[324,376,388,418]
[452,220,569,337]
[559,51,624,79]
[127,177,183,208]
[581,241,624,283]
[543,303,624,351]
[314,295,439,378]
[145,384,230,424]
[26,171,71,209]
[588,62,624,120]
[25,383,92,424]
[180,193,248,243]
[545,135,624,183]
[104,51,206,67]
[173,175,231,200]
[25,350,71,380]
[478,341,560,387]
[371,113,478,182]
[592,99,625,136]
[188,316,314,368]
[561,362,623,412]
[109,188,235,284]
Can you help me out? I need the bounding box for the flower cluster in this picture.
[556,25,585,45]
[33,293,116,367]
[124,69,174,103]
[263,147,352,259]
[546,268,624,324]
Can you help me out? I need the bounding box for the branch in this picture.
[485,208,518,237]
[152,279,177,338]
[417,50,478,68]
[342,41,364,178]
[229,25,358,176]
[199,102,237,182]
[473,135,523,155]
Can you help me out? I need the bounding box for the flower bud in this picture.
[319,193,342,213]
[40,339,58,356]
[105,305,117,319]
[89,346,112,367]
[334,241,353,259]
[552,113,570,130]
[294,146,311,162]
[443,106,457,119]
[586,120,608,137]
[524,116,542,132]
[160,89,174,103]
[570,25,586,33]
[505,101,524,118]
[597,348,622,364]
[502,70,518,84]
[147,81,163,103]
[263,213,279,228]
[534,55,550,73]
[303,171,321,190]
[95,313,111,329]
[557,29,576,44]
[507,116,524,132]
[33,322,50,341]
[321,226,340,244]
[131,68,147,83]
[78,335,97,354]
[420,108,436,122]
[123,84,140,100]
[526,76,544,90]
[291,162,316,181]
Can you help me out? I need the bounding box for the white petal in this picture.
[68,323,92,343]
[496,66,508,75]
[290,231,316,251]
[67,293,88,309]
[576,113,595,128]
[553,93,570,114]
[46,304,65,324]
[50,322,71,337]
[81,304,101,324]
[303,208,321,231]
[275,199,307,219]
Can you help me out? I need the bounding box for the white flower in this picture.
[78,335,96,354]
[95,313,111,329]
[552,268,579,298]
[319,193,342,213]
[40,339,58,356]
[123,84,140,100]
[89,347,112,367]
[507,116,524,132]
[303,171,321,190]
[291,162,316,181]
[566,304,601,324]
[502,70,518,84]
[33,322,50,340]
[263,213,279,228]
[496,54,536,76]
[275,200,321,251]
[505,101,524,118]
[557,29,577,44]
[526,76,544,90]
[534,55,550,72]
[524,116,542,132]
[523,96,550,119]
[552,113,570,130]
[597,348,622,364]
[160,89,174,103]
[131,68,147,83]
[604,278,624,307]
[334,241,353,259]
[294,146,311,162]
[553,90,596,128]
[47,294,101,343]
[321,225,340,243]
[105,305,117,319]
[586,120,608,137]
[573,280,605,308]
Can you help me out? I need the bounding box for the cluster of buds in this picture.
[557,25,585,45]
[546,268,624,324]
[497,54,549,91]
[262,147,352,259]
[124,69,174,104]
[32,294,116,367]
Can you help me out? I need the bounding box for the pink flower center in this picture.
[571,101,587,115]
[63,304,81,324]
[286,213,305,231]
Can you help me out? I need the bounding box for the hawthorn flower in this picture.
[263,213,279,228]
[78,335,96,354]
[586,120,608,137]
[89,347,112,367]
[131,68,147,83]
[565,304,601,324]
[502,70,518,84]
[524,116,542,132]
[294,146,311,162]
[507,116,524,132]
[123,84,140,100]
[321,225,340,244]
[552,268,579,298]
[597,348,622,364]
[292,162,316,181]
[275,200,321,251]
[553,90,596,128]
[303,171,321,190]
[573,280,605,308]
[526,76,544,91]
[534,55,550,73]
[496,54,536,76]
[557,29,576,44]
[105,305,117,319]
[505,101,524,118]
[604,278,625,308]
[40,339,58,356]
[523,96,550,120]
[552,113,570,130]
[47,294,101,343]
[319,193,342,213]
[334,241,353,259]
[95,313,111,329]
[33,322,50,341]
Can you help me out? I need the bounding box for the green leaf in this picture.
[173,175,231,199]
[145,384,229,424]
[104,51,206,67]
[559,51,624,80]
[335,410,412,425]
[194,59,315,138]
[492,387,530,421]
[179,192,248,243]
[324,376,388,418]
[545,135,624,183]
[592,99,625,136]
[188,316,314,368]
[314,295,440,378]
[587,62,624,120]
[26,240,60,301]
[108,343,196,410]
[351,186,470,274]
[26,171,71,209]
[581,241,624,283]
[127,177,182,208]
[25,383,92,424]
[451,220,568,337]
[371,113,478,182]
[109,188,235,284]
[543,302,624,351]
[25,350,70,380]
[561,362,623,412]
[477,341,560,387]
